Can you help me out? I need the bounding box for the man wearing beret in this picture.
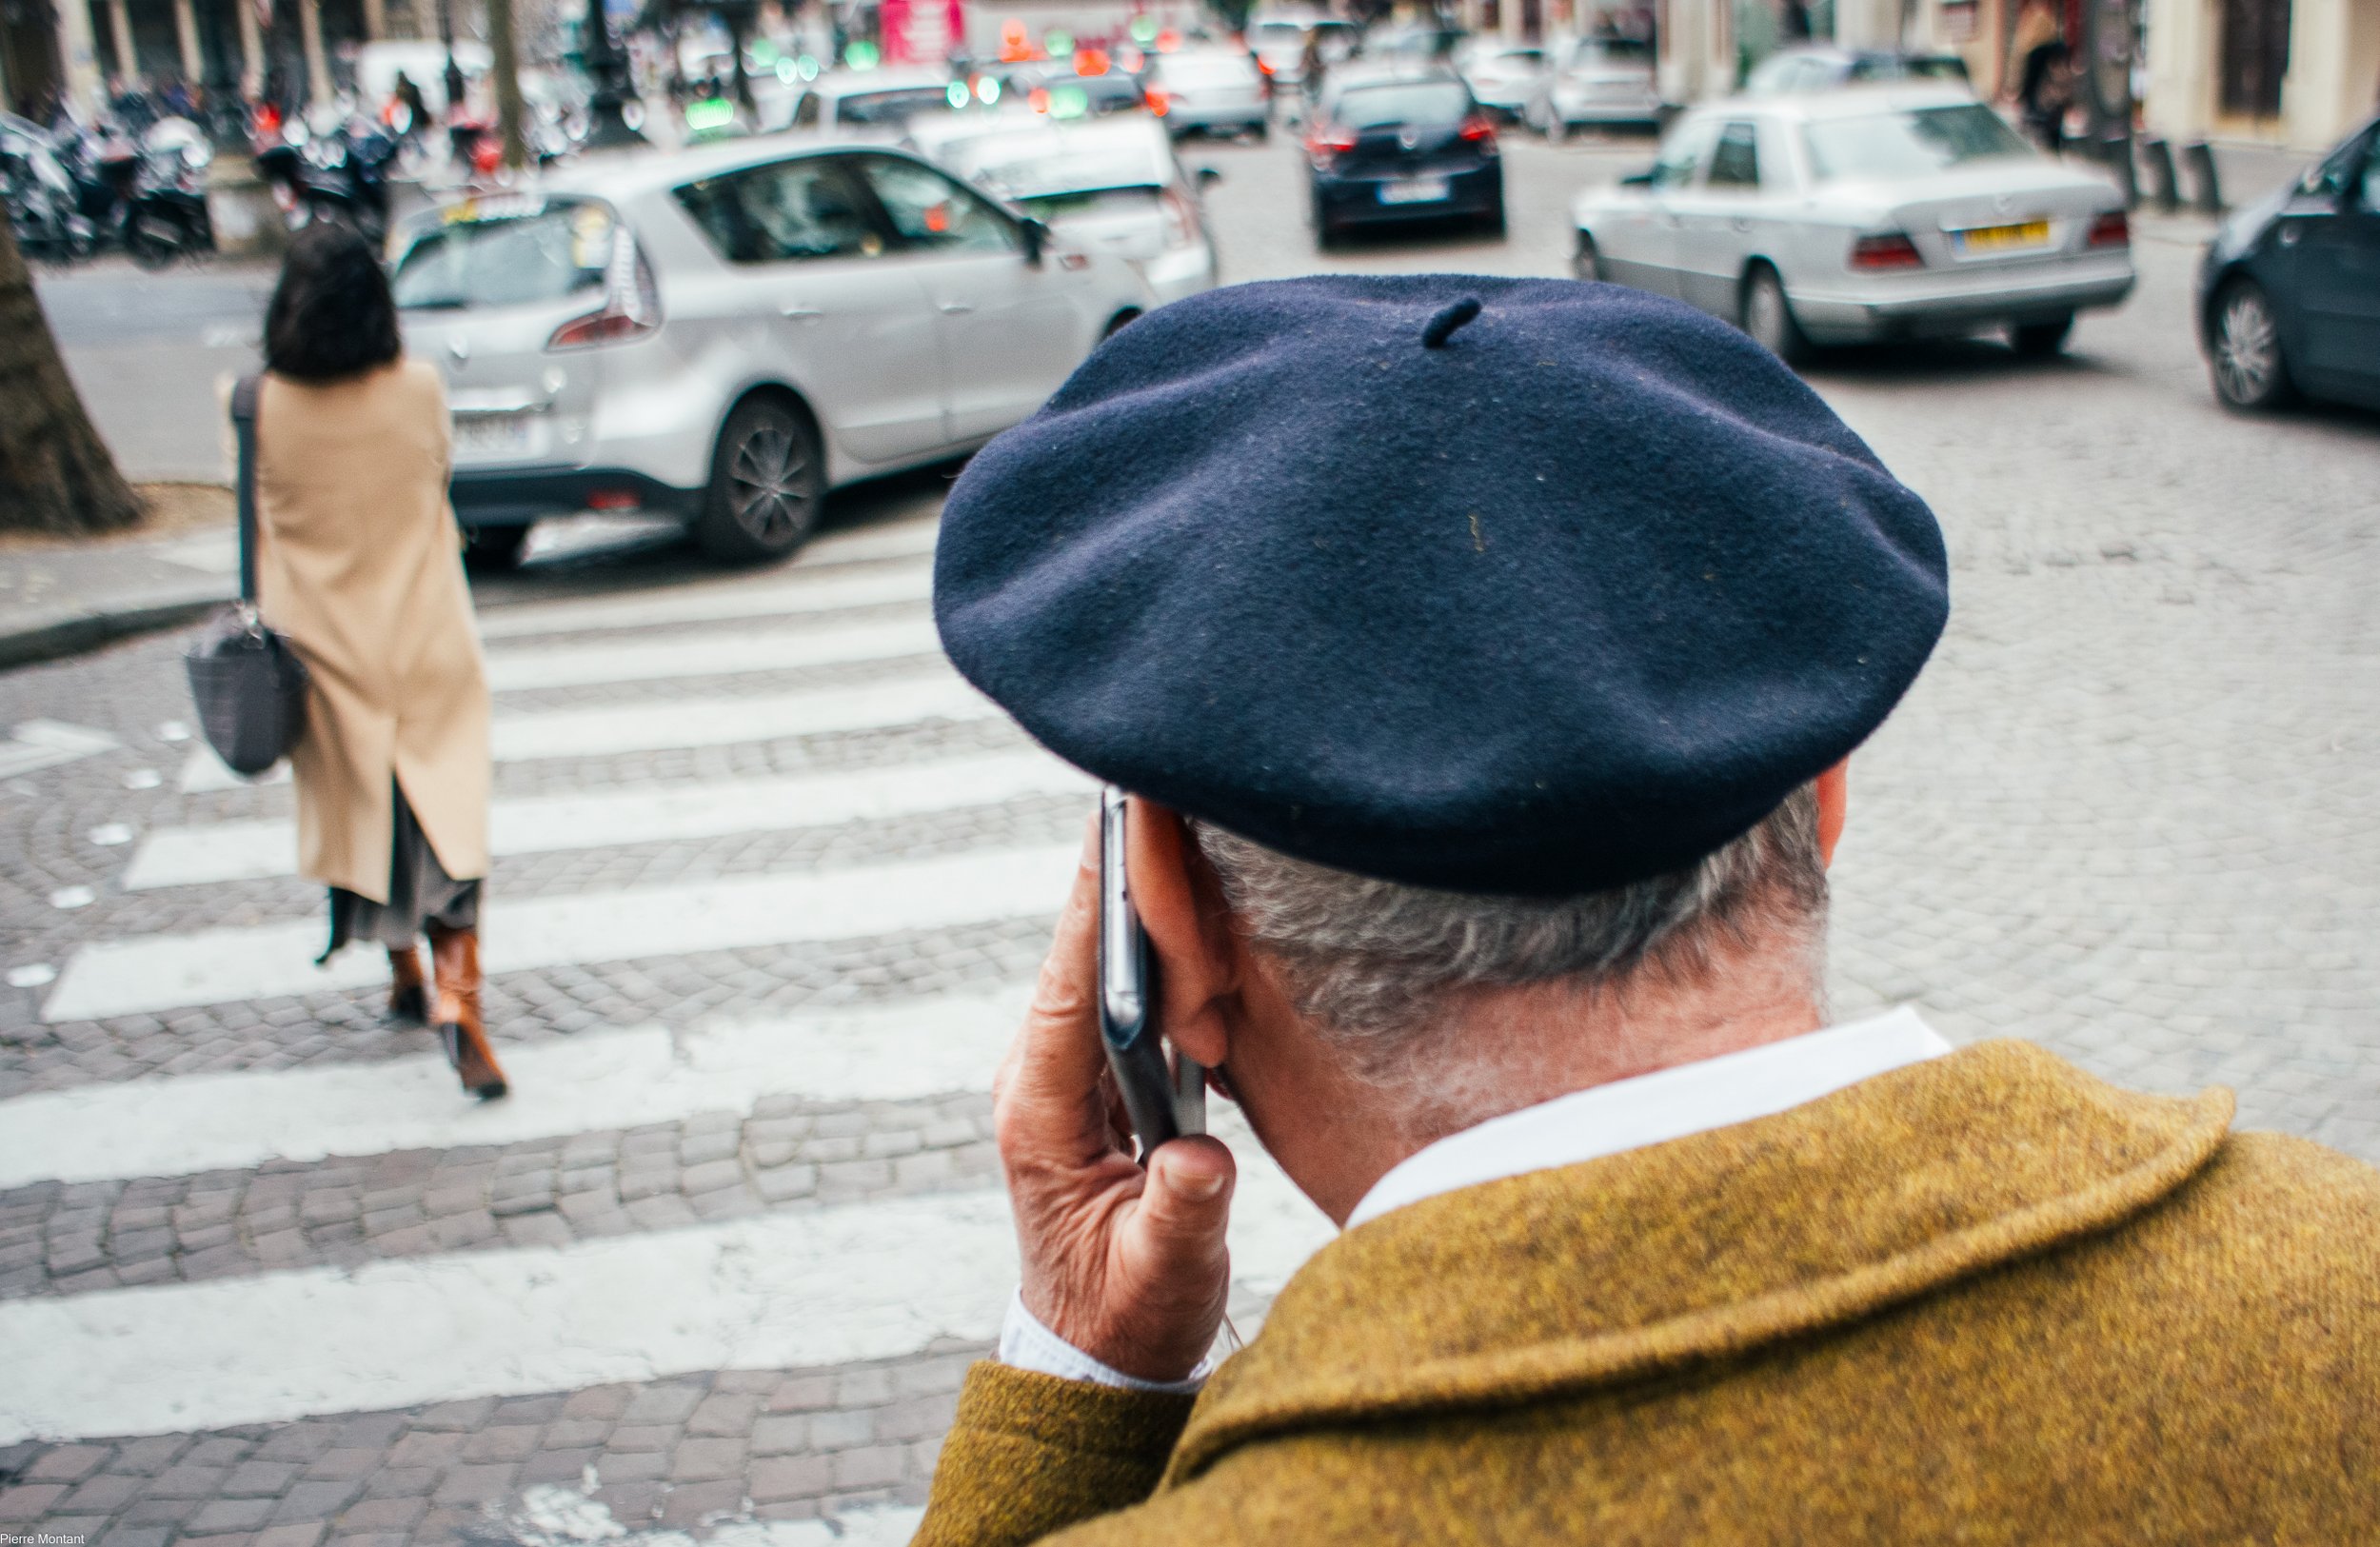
[914,277,2380,1544]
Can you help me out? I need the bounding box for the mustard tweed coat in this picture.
[252,360,490,901]
[917,1041,2380,1545]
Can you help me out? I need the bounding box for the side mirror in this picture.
[1196,165,1223,188]
[1020,215,1051,266]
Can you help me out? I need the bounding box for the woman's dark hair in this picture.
[263,223,403,382]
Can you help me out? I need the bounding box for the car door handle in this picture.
[939,302,975,315]
[2277,224,2302,247]
[781,305,823,319]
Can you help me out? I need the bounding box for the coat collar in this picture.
[1166,1041,2234,1486]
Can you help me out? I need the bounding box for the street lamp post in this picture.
[581,0,647,147]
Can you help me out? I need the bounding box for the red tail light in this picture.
[547,228,662,351]
[2086,209,2130,248]
[1307,125,1357,155]
[1458,112,1497,143]
[1849,232,1924,270]
[1145,88,1170,116]
[1028,87,1051,114]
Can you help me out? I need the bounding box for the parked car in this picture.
[1571,88,2133,363]
[1143,49,1270,140]
[773,68,963,135]
[915,114,1220,302]
[1455,41,1546,121]
[1744,46,1973,96]
[1249,11,1359,96]
[387,140,1155,566]
[1307,68,1503,245]
[1014,68,1149,119]
[1525,35,1659,138]
[2195,113,2380,412]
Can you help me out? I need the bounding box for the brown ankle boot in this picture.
[427,922,507,1100]
[387,945,428,1023]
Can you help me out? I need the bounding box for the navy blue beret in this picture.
[933,274,1947,897]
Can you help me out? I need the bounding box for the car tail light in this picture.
[1158,186,1199,249]
[1458,112,1497,143]
[547,225,661,351]
[1028,87,1051,114]
[585,488,640,510]
[1307,125,1357,156]
[1145,88,1170,116]
[1849,231,1924,270]
[2087,209,2130,248]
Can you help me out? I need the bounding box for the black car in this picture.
[1306,69,1503,246]
[2196,115,2380,412]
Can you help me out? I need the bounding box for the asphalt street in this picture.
[4,130,2377,1547]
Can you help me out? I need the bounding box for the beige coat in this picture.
[252,359,490,902]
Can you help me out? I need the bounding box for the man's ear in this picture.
[1124,798,1237,1072]
[1815,761,1848,868]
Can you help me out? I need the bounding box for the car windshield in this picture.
[1334,81,1470,128]
[1803,103,2033,180]
[1010,185,1163,221]
[392,199,610,310]
[837,88,958,125]
[955,139,1164,200]
[1572,38,1653,67]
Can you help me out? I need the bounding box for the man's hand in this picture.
[992,812,1237,1384]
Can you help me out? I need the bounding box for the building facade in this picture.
[2143,0,2378,151]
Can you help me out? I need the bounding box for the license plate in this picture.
[452,412,534,457]
[1954,219,2051,252]
[1379,178,1450,205]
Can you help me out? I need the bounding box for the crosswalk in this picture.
[0,514,1338,1535]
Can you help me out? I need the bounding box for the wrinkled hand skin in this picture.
[992,810,1238,1385]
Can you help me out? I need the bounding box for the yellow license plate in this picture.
[1955,219,2051,252]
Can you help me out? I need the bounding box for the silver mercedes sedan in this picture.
[1570,87,2134,362]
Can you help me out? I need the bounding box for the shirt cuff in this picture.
[998,1288,1216,1394]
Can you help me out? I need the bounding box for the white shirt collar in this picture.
[1344,1005,1954,1230]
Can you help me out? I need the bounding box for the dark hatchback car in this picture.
[2197,115,2380,412]
[1306,70,1503,245]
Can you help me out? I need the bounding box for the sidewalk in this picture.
[0,518,240,673]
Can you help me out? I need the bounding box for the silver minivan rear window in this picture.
[392,198,614,310]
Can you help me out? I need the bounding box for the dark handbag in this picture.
[184,375,309,777]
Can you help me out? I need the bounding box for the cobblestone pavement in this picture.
[3,134,2376,1547]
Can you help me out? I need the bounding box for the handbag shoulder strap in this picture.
[229,373,262,605]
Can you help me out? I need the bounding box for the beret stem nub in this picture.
[1421,296,1484,349]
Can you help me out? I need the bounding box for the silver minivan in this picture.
[389,139,1154,565]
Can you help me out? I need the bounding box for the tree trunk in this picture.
[0,220,142,537]
[486,0,529,170]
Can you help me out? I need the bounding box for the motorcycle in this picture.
[255,109,397,242]
[0,118,96,263]
[119,117,216,268]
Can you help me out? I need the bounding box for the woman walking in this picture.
[252,223,507,1100]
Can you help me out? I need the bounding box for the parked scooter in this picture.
[253,109,397,242]
[0,116,97,262]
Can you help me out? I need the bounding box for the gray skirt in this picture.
[319,783,480,962]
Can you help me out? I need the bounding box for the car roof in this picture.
[486,133,913,203]
[924,116,1175,194]
[810,67,952,96]
[1704,83,1987,120]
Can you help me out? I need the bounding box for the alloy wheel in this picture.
[2214,287,2279,407]
[728,422,810,542]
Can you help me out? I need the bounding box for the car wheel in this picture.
[461,524,531,571]
[1741,267,1812,367]
[2008,314,2074,357]
[1574,232,1602,282]
[696,396,822,564]
[2210,279,2294,411]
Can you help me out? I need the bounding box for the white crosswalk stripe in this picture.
[46,843,1077,1021]
[0,1115,1331,1443]
[128,748,1089,890]
[476,556,932,641]
[178,669,1001,791]
[0,986,1031,1189]
[484,614,941,693]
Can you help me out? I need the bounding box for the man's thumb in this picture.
[1136,1136,1236,1262]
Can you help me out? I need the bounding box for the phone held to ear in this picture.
[1099,785,1206,1159]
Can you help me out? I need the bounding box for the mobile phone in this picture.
[1099,785,1206,1158]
